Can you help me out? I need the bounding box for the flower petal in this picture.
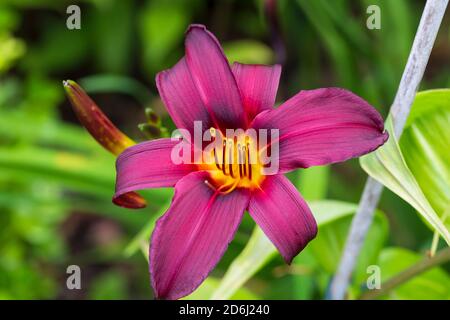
[251,88,388,173]
[185,24,247,129]
[150,171,249,300]
[248,175,317,263]
[156,57,213,139]
[232,62,281,120]
[113,138,194,207]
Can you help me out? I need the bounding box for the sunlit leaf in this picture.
[400,89,450,226]
[360,118,450,245]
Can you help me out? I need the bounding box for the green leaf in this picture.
[400,89,450,225]
[375,247,450,299]
[360,118,450,245]
[211,200,364,299]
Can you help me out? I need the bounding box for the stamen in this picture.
[247,142,252,180]
[228,139,235,178]
[237,144,243,178]
[208,127,260,191]
[222,140,227,175]
[213,148,221,170]
[204,180,216,191]
[218,179,239,194]
[242,145,247,176]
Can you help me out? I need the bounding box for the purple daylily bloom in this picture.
[113,24,388,300]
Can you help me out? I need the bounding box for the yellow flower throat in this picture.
[200,128,265,194]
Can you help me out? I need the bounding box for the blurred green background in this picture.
[0,0,449,300]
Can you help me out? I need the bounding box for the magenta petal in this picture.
[232,62,281,121]
[113,138,194,205]
[251,88,388,173]
[156,57,213,138]
[185,24,246,129]
[150,171,249,300]
[248,175,317,263]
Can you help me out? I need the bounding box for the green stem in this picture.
[359,247,450,300]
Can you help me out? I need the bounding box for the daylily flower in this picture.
[113,24,388,300]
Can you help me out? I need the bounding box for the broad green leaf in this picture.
[360,118,450,245]
[375,247,450,299]
[400,89,450,226]
[211,200,363,300]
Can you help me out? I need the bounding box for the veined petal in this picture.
[232,62,281,121]
[150,171,249,300]
[248,174,317,263]
[156,57,213,139]
[113,138,194,208]
[252,88,388,173]
[185,24,247,129]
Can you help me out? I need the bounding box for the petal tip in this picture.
[185,23,207,35]
[112,192,147,209]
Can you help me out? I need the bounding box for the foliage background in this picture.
[0,0,448,299]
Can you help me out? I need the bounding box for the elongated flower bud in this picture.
[63,79,146,209]
[63,80,135,155]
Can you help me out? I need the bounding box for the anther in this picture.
[204,180,216,191]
